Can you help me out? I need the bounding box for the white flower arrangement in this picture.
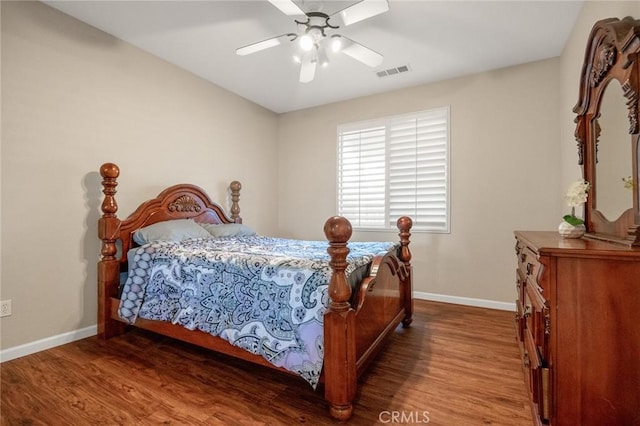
[563,180,590,226]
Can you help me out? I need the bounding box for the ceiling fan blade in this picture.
[268,0,305,16]
[340,36,383,68]
[300,59,317,83]
[333,0,389,26]
[236,34,294,56]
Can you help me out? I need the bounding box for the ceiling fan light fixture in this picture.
[238,0,390,82]
[299,33,315,51]
[300,27,324,51]
[294,49,315,65]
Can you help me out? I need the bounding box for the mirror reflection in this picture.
[594,81,633,221]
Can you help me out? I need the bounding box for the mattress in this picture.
[118,235,396,387]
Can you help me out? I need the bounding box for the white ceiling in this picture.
[43,0,584,113]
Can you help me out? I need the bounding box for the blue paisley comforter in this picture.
[118,235,395,388]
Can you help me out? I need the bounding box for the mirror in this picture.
[574,17,640,246]
[595,81,633,221]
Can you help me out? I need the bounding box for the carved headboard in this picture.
[99,163,242,268]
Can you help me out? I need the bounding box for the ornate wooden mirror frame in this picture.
[574,16,640,246]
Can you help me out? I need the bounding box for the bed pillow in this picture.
[199,223,256,238]
[133,219,212,245]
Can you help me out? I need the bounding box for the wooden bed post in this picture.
[98,163,125,339]
[397,216,413,327]
[323,216,357,421]
[229,180,242,223]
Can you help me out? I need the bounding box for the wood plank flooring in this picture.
[1,300,532,425]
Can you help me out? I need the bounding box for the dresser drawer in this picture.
[518,245,542,288]
[523,330,549,423]
[524,279,549,362]
[523,330,541,400]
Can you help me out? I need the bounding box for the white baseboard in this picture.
[414,291,515,312]
[0,292,512,363]
[0,325,97,363]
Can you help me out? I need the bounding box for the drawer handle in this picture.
[526,263,533,275]
[523,306,531,318]
[544,311,551,335]
[520,253,526,263]
[523,351,530,368]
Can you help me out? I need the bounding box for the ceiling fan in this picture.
[236,0,388,83]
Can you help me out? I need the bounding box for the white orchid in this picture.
[563,180,590,225]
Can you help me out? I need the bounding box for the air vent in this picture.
[376,65,411,78]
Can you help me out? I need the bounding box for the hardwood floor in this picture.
[1,300,532,425]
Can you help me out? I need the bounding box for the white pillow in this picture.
[133,219,212,244]
[199,223,256,238]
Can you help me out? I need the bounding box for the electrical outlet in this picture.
[0,300,12,317]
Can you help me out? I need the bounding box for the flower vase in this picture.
[558,221,586,238]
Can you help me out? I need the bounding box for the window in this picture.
[337,107,449,232]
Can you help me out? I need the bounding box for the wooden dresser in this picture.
[514,231,640,426]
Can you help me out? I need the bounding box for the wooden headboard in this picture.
[99,163,242,268]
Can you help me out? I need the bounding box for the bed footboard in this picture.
[323,216,413,421]
[323,217,358,421]
[398,216,414,327]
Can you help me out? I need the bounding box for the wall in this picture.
[0,1,279,350]
[5,0,638,355]
[277,59,562,305]
[278,1,640,307]
[559,1,640,203]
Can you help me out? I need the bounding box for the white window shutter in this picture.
[337,107,449,232]
[338,126,386,228]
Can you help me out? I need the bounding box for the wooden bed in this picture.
[97,162,414,421]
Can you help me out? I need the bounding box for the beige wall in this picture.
[278,1,640,307]
[0,1,279,350]
[277,59,562,304]
[3,0,639,353]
